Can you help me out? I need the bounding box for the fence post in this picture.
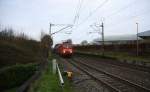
[57,63,64,86]
[52,59,57,74]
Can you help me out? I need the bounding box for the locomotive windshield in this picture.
[63,44,72,48]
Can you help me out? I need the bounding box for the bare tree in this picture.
[41,34,53,58]
[81,40,88,46]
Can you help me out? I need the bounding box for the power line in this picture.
[76,0,146,32]
[70,0,84,34]
[106,9,150,28]
[50,25,73,36]
[105,0,138,19]
[76,0,109,27]
[69,0,109,37]
[73,0,80,24]
[73,0,84,25]
[77,0,136,29]
[72,0,149,36]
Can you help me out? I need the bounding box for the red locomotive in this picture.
[54,42,73,57]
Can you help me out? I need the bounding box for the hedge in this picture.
[0,63,37,91]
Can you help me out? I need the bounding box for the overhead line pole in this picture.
[136,23,139,56]
[49,23,73,36]
[50,25,72,35]
[101,22,105,56]
[49,23,52,36]
[89,22,105,56]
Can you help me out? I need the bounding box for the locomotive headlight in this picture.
[63,50,66,53]
[70,49,72,53]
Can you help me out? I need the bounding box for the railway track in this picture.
[68,58,150,92]
[74,56,150,89]
[75,54,150,73]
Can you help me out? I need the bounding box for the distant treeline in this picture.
[0,28,30,41]
[74,42,150,56]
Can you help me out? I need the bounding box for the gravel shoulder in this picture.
[57,57,107,92]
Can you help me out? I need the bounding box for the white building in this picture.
[91,34,143,45]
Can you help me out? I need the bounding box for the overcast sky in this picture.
[0,0,150,44]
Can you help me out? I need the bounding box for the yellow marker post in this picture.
[67,72,73,79]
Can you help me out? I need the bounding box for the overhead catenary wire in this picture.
[73,0,84,25]
[68,0,84,34]
[73,0,81,24]
[75,0,138,31]
[88,0,138,28]
[74,0,109,29]
[105,0,138,19]
[106,8,150,28]
[82,0,149,32]
[50,25,73,36]
[70,0,109,41]
[105,15,150,36]
[96,0,149,27]
[71,0,150,41]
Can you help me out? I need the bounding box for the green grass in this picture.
[76,51,150,62]
[29,59,74,92]
[103,51,150,62]
[32,70,62,92]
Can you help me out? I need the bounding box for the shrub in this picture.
[0,64,37,91]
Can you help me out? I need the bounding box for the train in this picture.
[54,41,73,57]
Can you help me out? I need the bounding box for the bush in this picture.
[0,64,37,91]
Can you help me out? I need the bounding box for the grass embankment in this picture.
[0,39,41,68]
[29,57,74,92]
[103,51,150,62]
[75,51,150,62]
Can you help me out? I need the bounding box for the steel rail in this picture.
[68,59,121,92]
[70,58,150,92]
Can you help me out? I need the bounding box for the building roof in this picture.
[93,34,142,42]
[138,30,150,37]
